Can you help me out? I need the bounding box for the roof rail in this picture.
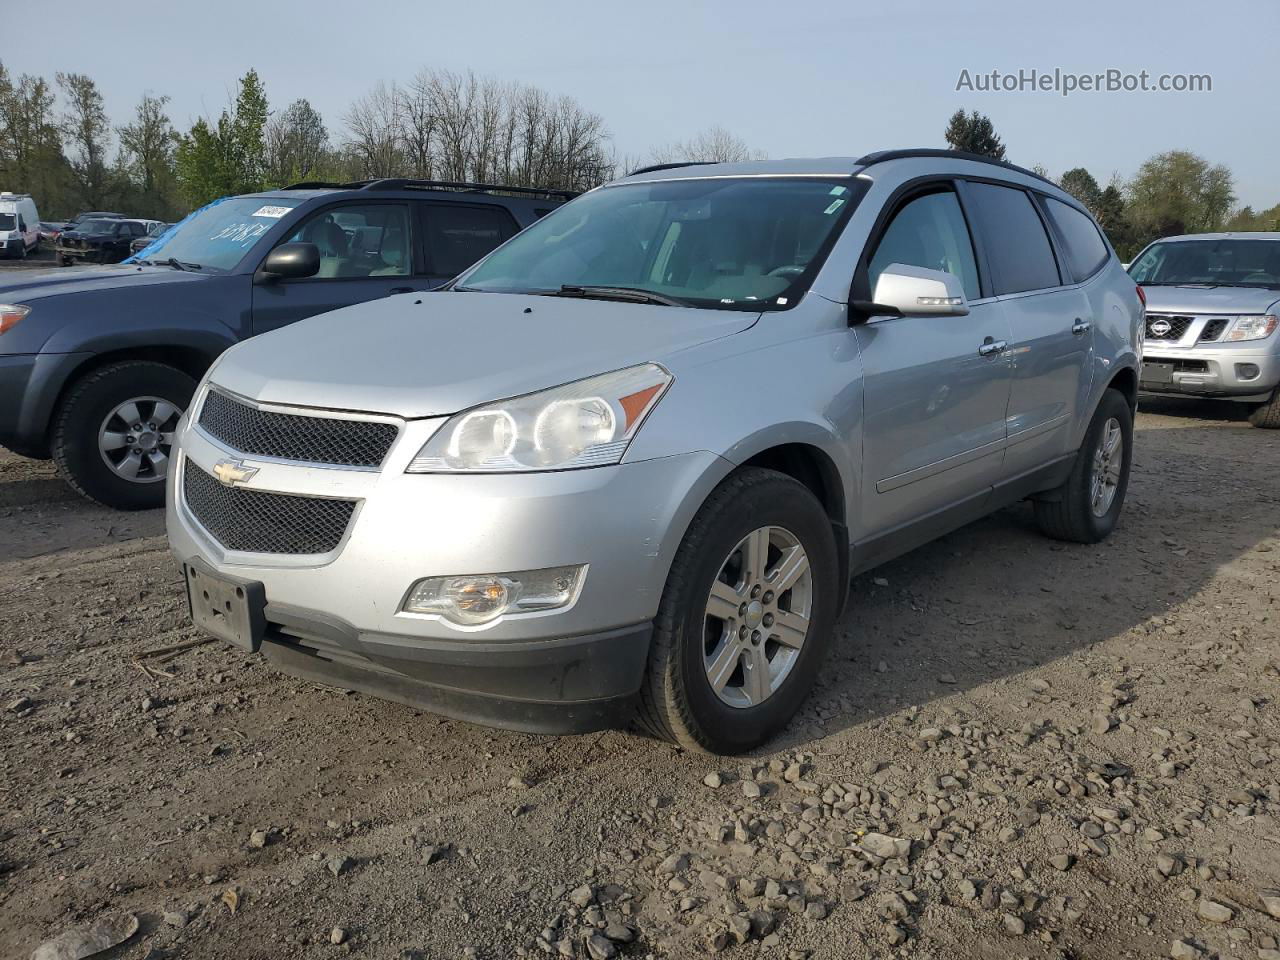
[854,149,1056,187]
[626,161,719,177]
[280,178,579,200]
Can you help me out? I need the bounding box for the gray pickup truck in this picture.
[1130,233,1280,427]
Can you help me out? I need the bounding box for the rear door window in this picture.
[421,203,519,278]
[1044,197,1110,281]
[964,182,1062,295]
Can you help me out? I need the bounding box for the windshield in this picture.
[130,196,302,272]
[458,177,858,310]
[77,219,117,233]
[1130,238,1280,288]
[0,214,14,231]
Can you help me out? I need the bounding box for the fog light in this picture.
[1236,363,1261,381]
[402,565,586,626]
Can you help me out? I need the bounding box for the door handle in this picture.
[978,338,1007,357]
[1072,319,1092,335]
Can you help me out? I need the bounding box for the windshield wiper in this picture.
[165,257,202,271]
[546,284,690,307]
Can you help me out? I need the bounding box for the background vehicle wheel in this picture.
[1248,391,1280,429]
[52,361,195,510]
[1033,388,1133,543]
[636,467,840,754]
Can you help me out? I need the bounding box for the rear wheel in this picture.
[52,361,195,510]
[1248,391,1280,429]
[636,468,839,754]
[1034,388,1133,543]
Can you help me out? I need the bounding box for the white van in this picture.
[0,192,41,258]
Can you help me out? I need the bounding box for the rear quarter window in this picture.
[1044,197,1110,281]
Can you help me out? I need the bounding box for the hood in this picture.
[1141,284,1280,316]
[212,291,759,418]
[0,263,209,301]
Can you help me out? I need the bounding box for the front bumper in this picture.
[167,409,728,733]
[1140,346,1280,401]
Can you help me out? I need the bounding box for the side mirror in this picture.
[867,263,970,318]
[257,242,320,282]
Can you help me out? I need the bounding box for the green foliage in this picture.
[1059,168,1103,215]
[943,109,1006,159]
[1223,203,1280,232]
[1126,150,1235,238]
[174,70,271,207]
[56,72,112,209]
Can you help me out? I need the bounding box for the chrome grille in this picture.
[198,389,398,468]
[182,459,356,555]
[1199,318,1229,342]
[1145,314,1192,341]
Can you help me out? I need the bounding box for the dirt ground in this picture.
[1,399,1278,960]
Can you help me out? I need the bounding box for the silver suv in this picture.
[167,150,1144,754]
[1129,233,1280,427]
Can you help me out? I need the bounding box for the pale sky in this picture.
[6,0,1277,207]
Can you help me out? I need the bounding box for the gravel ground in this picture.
[2,399,1278,960]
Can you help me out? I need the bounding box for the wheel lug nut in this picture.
[762,591,774,604]
[738,602,747,616]
[738,626,748,640]
[751,585,762,599]
[763,613,774,627]
[751,630,761,644]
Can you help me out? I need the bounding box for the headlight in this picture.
[1226,314,1278,342]
[407,363,672,473]
[401,565,586,626]
[0,303,30,335]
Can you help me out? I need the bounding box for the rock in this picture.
[1170,940,1204,959]
[326,854,354,877]
[704,923,732,953]
[31,915,139,960]
[703,772,723,789]
[886,924,907,946]
[1002,914,1026,936]
[585,934,616,960]
[420,843,449,865]
[657,853,689,875]
[742,781,762,799]
[6,696,33,713]
[1050,854,1074,872]
[918,727,944,742]
[330,927,347,945]
[859,832,910,860]
[602,923,635,944]
[1029,678,1051,693]
[1156,854,1182,877]
[568,885,594,908]
[748,909,777,936]
[1261,889,1280,920]
[727,915,753,945]
[161,910,188,928]
[958,879,978,900]
[1092,713,1115,735]
[804,900,828,920]
[507,775,532,789]
[248,829,270,849]
[1197,899,1233,924]
[998,827,1018,843]
[783,763,804,783]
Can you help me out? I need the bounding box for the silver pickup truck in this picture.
[1130,233,1280,427]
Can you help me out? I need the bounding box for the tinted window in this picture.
[965,182,1061,294]
[0,214,14,230]
[424,204,518,277]
[286,203,412,278]
[868,189,980,301]
[1045,198,1109,280]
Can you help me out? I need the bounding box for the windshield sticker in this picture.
[210,221,271,247]
[252,205,292,219]
[824,198,846,215]
[829,186,849,196]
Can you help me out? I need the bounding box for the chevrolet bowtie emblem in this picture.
[212,459,259,486]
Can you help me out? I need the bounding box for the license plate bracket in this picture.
[185,563,266,652]
[1142,361,1175,384]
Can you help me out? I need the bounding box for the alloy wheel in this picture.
[97,396,183,484]
[1089,416,1124,517]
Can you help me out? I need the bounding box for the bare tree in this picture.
[343,81,403,179]
[650,125,763,165]
[266,98,329,185]
[117,93,176,196]
[57,72,112,206]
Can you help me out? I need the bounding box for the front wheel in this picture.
[636,468,840,754]
[52,361,196,510]
[1248,390,1280,429]
[1033,388,1133,543]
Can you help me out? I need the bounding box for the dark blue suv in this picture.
[0,179,571,508]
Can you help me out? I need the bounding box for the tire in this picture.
[1248,391,1280,429]
[52,361,196,510]
[636,468,840,754]
[1033,388,1133,543]
[57,254,69,267]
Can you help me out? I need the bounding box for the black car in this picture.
[64,211,125,227]
[55,218,149,265]
[0,179,572,508]
[129,221,170,255]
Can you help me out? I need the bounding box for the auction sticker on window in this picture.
[251,205,292,219]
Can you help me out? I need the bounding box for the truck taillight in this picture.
[1136,284,1146,307]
